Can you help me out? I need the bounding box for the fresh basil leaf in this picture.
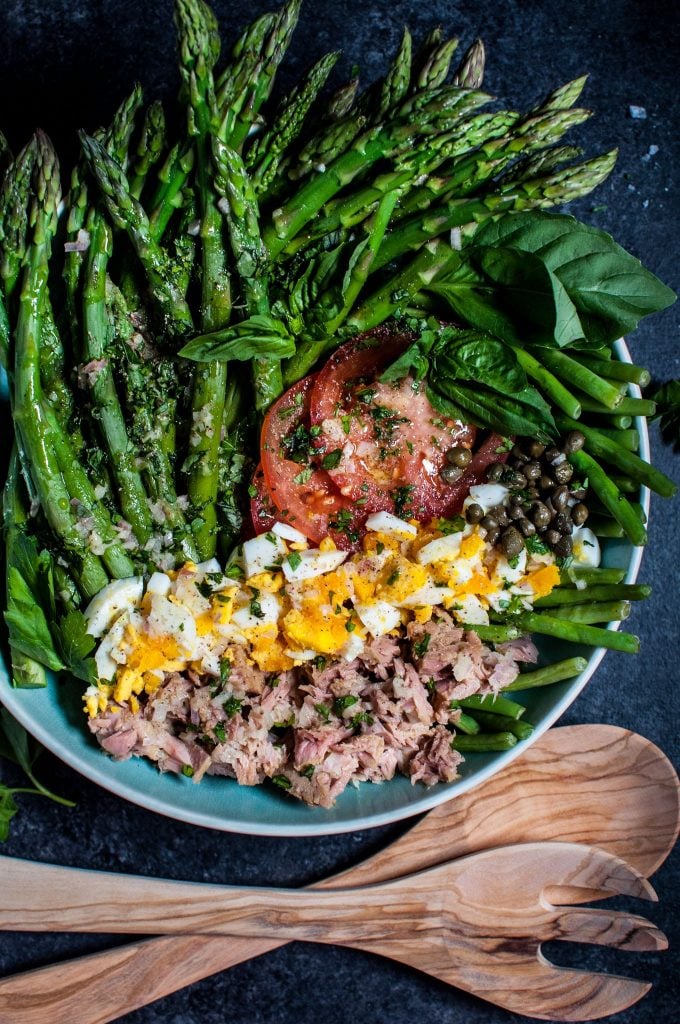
[0,708,37,775]
[432,329,528,395]
[427,247,584,349]
[473,212,677,346]
[3,566,64,672]
[0,788,19,842]
[380,324,438,382]
[179,314,296,363]
[54,611,97,685]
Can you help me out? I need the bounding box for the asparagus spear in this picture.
[129,101,166,200]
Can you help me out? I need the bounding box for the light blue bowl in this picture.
[0,342,649,835]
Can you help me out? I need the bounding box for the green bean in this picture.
[532,347,623,409]
[548,600,631,624]
[451,694,526,719]
[535,583,651,607]
[453,712,480,735]
[609,474,638,493]
[515,611,640,653]
[591,427,639,451]
[567,448,648,545]
[559,566,626,587]
[452,732,518,752]
[558,414,674,497]
[574,353,651,388]
[460,623,522,643]
[513,348,581,417]
[503,656,588,690]
[577,394,657,417]
[589,517,625,538]
[467,710,535,740]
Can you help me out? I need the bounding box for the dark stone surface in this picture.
[0,2,678,1022]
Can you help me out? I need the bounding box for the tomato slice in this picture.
[309,328,477,520]
[249,464,277,536]
[259,376,353,545]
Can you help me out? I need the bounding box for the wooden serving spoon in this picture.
[0,724,676,1024]
[0,840,668,1022]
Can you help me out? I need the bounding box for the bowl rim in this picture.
[0,340,651,836]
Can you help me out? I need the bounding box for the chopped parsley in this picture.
[341,414,352,434]
[225,563,244,579]
[312,655,327,670]
[351,711,374,728]
[293,467,313,485]
[223,695,243,718]
[196,579,213,599]
[300,764,315,778]
[414,633,431,657]
[393,484,414,518]
[247,483,258,498]
[181,765,194,778]
[249,588,265,619]
[219,658,232,684]
[345,620,356,632]
[376,541,385,555]
[213,721,227,743]
[386,568,400,586]
[314,702,331,722]
[321,449,343,470]
[272,774,292,790]
[525,535,550,555]
[333,694,358,715]
[329,508,358,542]
[437,515,465,535]
[281,423,323,463]
[286,551,302,571]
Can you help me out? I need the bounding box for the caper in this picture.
[553,461,574,485]
[509,493,524,507]
[539,474,554,491]
[555,511,573,535]
[466,502,484,523]
[553,534,573,558]
[485,526,501,545]
[519,518,536,537]
[486,463,504,482]
[564,430,586,453]
[544,446,562,464]
[526,485,539,500]
[509,470,528,489]
[524,461,541,480]
[495,509,509,527]
[571,503,589,526]
[511,444,530,464]
[528,441,546,458]
[570,487,587,501]
[552,485,569,511]
[501,526,525,558]
[532,502,551,529]
[508,504,524,520]
[480,514,499,532]
[440,464,463,484]
[544,528,561,546]
[445,446,472,468]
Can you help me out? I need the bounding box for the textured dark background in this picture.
[0,1,678,1022]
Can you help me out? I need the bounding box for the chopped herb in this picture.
[426,678,437,696]
[225,564,244,579]
[333,694,358,715]
[181,765,194,778]
[386,568,400,586]
[281,423,324,463]
[437,515,465,535]
[220,658,232,683]
[356,387,377,404]
[315,702,330,722]
[268,675,280,688]
[286,551,302,571]
[223,695,243,718]
[494,437,514,454]
[393,484,414,518]
[272,774,292,790]
[196,579,213,599]
[312,655,327,670]
[351,711,374,728]
[414,633,431,657]
[215,593,231,604]
[293,467,313,485]
[376,541,385,555]
[329,508,359,542]
[249,588,265,619]
[300,764,315,778]
[507,554,520,569]
[341,414,352,434]
[213,722,227,743]
[265,532,278,544]
[247,483,258,498]
[345,620,356,632]
[406,440,414,455]
[525,536,550,555]
[321,449,343,470]
[178,621,185,632]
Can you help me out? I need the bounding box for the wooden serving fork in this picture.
[0,840,667,1021]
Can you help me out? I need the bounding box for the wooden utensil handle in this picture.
[0,854,436,941]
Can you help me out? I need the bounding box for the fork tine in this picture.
[451,953,653,1021]
[549,907,668,952]
[533,842,658,902]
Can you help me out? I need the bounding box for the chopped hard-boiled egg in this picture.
[84,512,562,719]
[571,527,601,568]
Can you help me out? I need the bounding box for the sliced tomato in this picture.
[259,375,359,545]
[249,464,277,535]
[309,328,477,520]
